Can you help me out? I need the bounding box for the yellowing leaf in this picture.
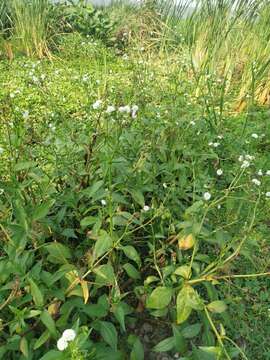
[81,280,89,304]
[176,285,203,324]
[207,300,227,313]
[174,265,192,279]
[178,234,195,250]
[20,336,29,357]
[48,301,60,316]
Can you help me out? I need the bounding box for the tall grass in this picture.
[11,0,52,58]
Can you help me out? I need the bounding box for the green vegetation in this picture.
[0,1,269,359]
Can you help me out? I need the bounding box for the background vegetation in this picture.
[0,1,269,359]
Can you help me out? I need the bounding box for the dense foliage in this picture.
[0,1,270,359]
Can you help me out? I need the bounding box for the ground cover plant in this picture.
[0,1,270,359]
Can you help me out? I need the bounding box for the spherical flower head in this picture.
[266,192,270,198]
[92,100,102,110]
[118,105,131,113]
[203,192,211,201]
[190,120,195,126]
[143,205,150,212]
[22,110,29,119]
[216,169,223,176]
[258,169,263,176]
[266,170,270,176]
[241,160,250,169]
[101,199,107,206]
[106,105,115,114]
[252,178,261,186]
[62,329,76,342]
[251,133,258,139]
[213,142,220,148]
[57,337,68,351]
[238,155,244,162]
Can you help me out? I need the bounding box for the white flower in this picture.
[217,135,223,139]
[0,188,4,195]
[0,147,4,154]
[106,105,115,113]
[208,142,213,146]
[57,337,68,351]
[245,155,254,161]
[162,183,167,189]
[131,105,139,118]
[251,133,258,139]
[252,178,261,186]
[241,160,250,169]
[213,142,220,148]
[22,110,29,119]
[143,205,150,212]
[118,105,131,113]
[190,120,195,126]
[62,329,76,342]
[266,170,270,176]
[92,100,102,110]
[40,74,46,81]
[203,192,211,201]
[101,199,106,206]
[258,169,263,176]
[217,204,221,209]
[238,155,244,162]
[216,169,223,176]
[266,192,270,198]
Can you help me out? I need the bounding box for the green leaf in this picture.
[40,310,57,337]
[130,337,144,360]
[121,245,141,266]
[14,161,36,172]
[182,323,202,339]
[83,180,104,198]
[207,300,227,313]
[94,263,115,286]
[29,278,44,307]
[153,337,175,352]
[113,302,126,332]
[80,216,97,228]
[45,242,72,264]
[93,231,113,260]
[129,189,144,207]
[34,330,50,350]
[172,325,187,353]
[100,321,118,351]
[40,350,64,360]
[146,287,172,309]
[32,199,55,221]
[123,263,141,280]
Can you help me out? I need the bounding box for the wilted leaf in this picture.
[178,234,195,250]
[81,280,89,304]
